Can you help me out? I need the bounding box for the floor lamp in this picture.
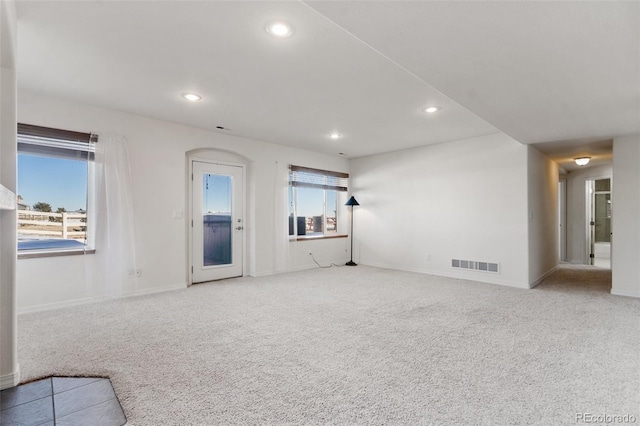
[345,196,359,266]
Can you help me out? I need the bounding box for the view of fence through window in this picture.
[288,165,347,237]
[292,187,337,235]
[17,153,89,250]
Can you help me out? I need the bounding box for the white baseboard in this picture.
[203,261,538,291]
[0,364,20,390]
[289,259,350,272]
[18,283,187,314]
[359,261,530,289]
[253,270,275,277]
[253,259,350,277]
[529,265,560,289]
[611,289,640,298]
[18,296,106,314]
[119,283,187,298]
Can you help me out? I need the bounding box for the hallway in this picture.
[536,264,612,294]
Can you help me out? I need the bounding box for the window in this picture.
[17,124,97,256]
[288,165,348,238]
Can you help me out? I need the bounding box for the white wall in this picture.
[17,91,350,312]
[565,164,613,264]
[527,145,559,286]
[349,133,531,288]
[0,0,20,389]
[611,135,640,298]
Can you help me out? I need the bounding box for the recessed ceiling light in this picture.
[266,21,294,38]
[329,132,342,140]
[423,106,440,113]
[182,93,202,102]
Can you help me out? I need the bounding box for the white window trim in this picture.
[17,123,97,258]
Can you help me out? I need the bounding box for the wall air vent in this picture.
[451,259,499,273]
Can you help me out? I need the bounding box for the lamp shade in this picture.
[345,196,360,206]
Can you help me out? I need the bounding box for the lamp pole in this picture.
[345,196,359,266]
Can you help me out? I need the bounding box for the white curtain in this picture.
[86,133,137,297]
[273,161,292,273]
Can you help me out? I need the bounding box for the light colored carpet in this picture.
[17,265,640,425]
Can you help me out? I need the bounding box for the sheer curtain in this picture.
[273,161,292,273]
[86,133,137,297]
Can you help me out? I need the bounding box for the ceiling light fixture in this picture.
[266,21,294,38]
[182,93,202,102]
[574,157,591,166]
[329,132,342,140]
[424,106,440,113]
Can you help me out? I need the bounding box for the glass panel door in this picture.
[202,174,232,266]
[192,161,243,283]
[588,178,611,269]
[594,192,611,244]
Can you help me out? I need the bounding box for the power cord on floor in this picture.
[309,252,345,268]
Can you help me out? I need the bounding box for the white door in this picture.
[192,161,244,283]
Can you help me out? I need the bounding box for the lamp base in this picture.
[345,261,358,266]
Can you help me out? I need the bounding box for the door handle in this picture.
[236,226,244,231]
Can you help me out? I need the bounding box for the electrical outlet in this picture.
[425,253,431,261]
[135,269,142,277]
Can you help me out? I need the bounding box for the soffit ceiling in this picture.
[530,138,613,173]
[15,1,639,161]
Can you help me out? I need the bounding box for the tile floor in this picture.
[0,376,126,426]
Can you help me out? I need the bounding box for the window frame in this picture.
[17,123,97,258]
[288,165,349,240]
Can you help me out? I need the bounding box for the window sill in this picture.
[18,249,96,259]
[291,234,348,242]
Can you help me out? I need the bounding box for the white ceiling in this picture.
[15,1,639,162]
